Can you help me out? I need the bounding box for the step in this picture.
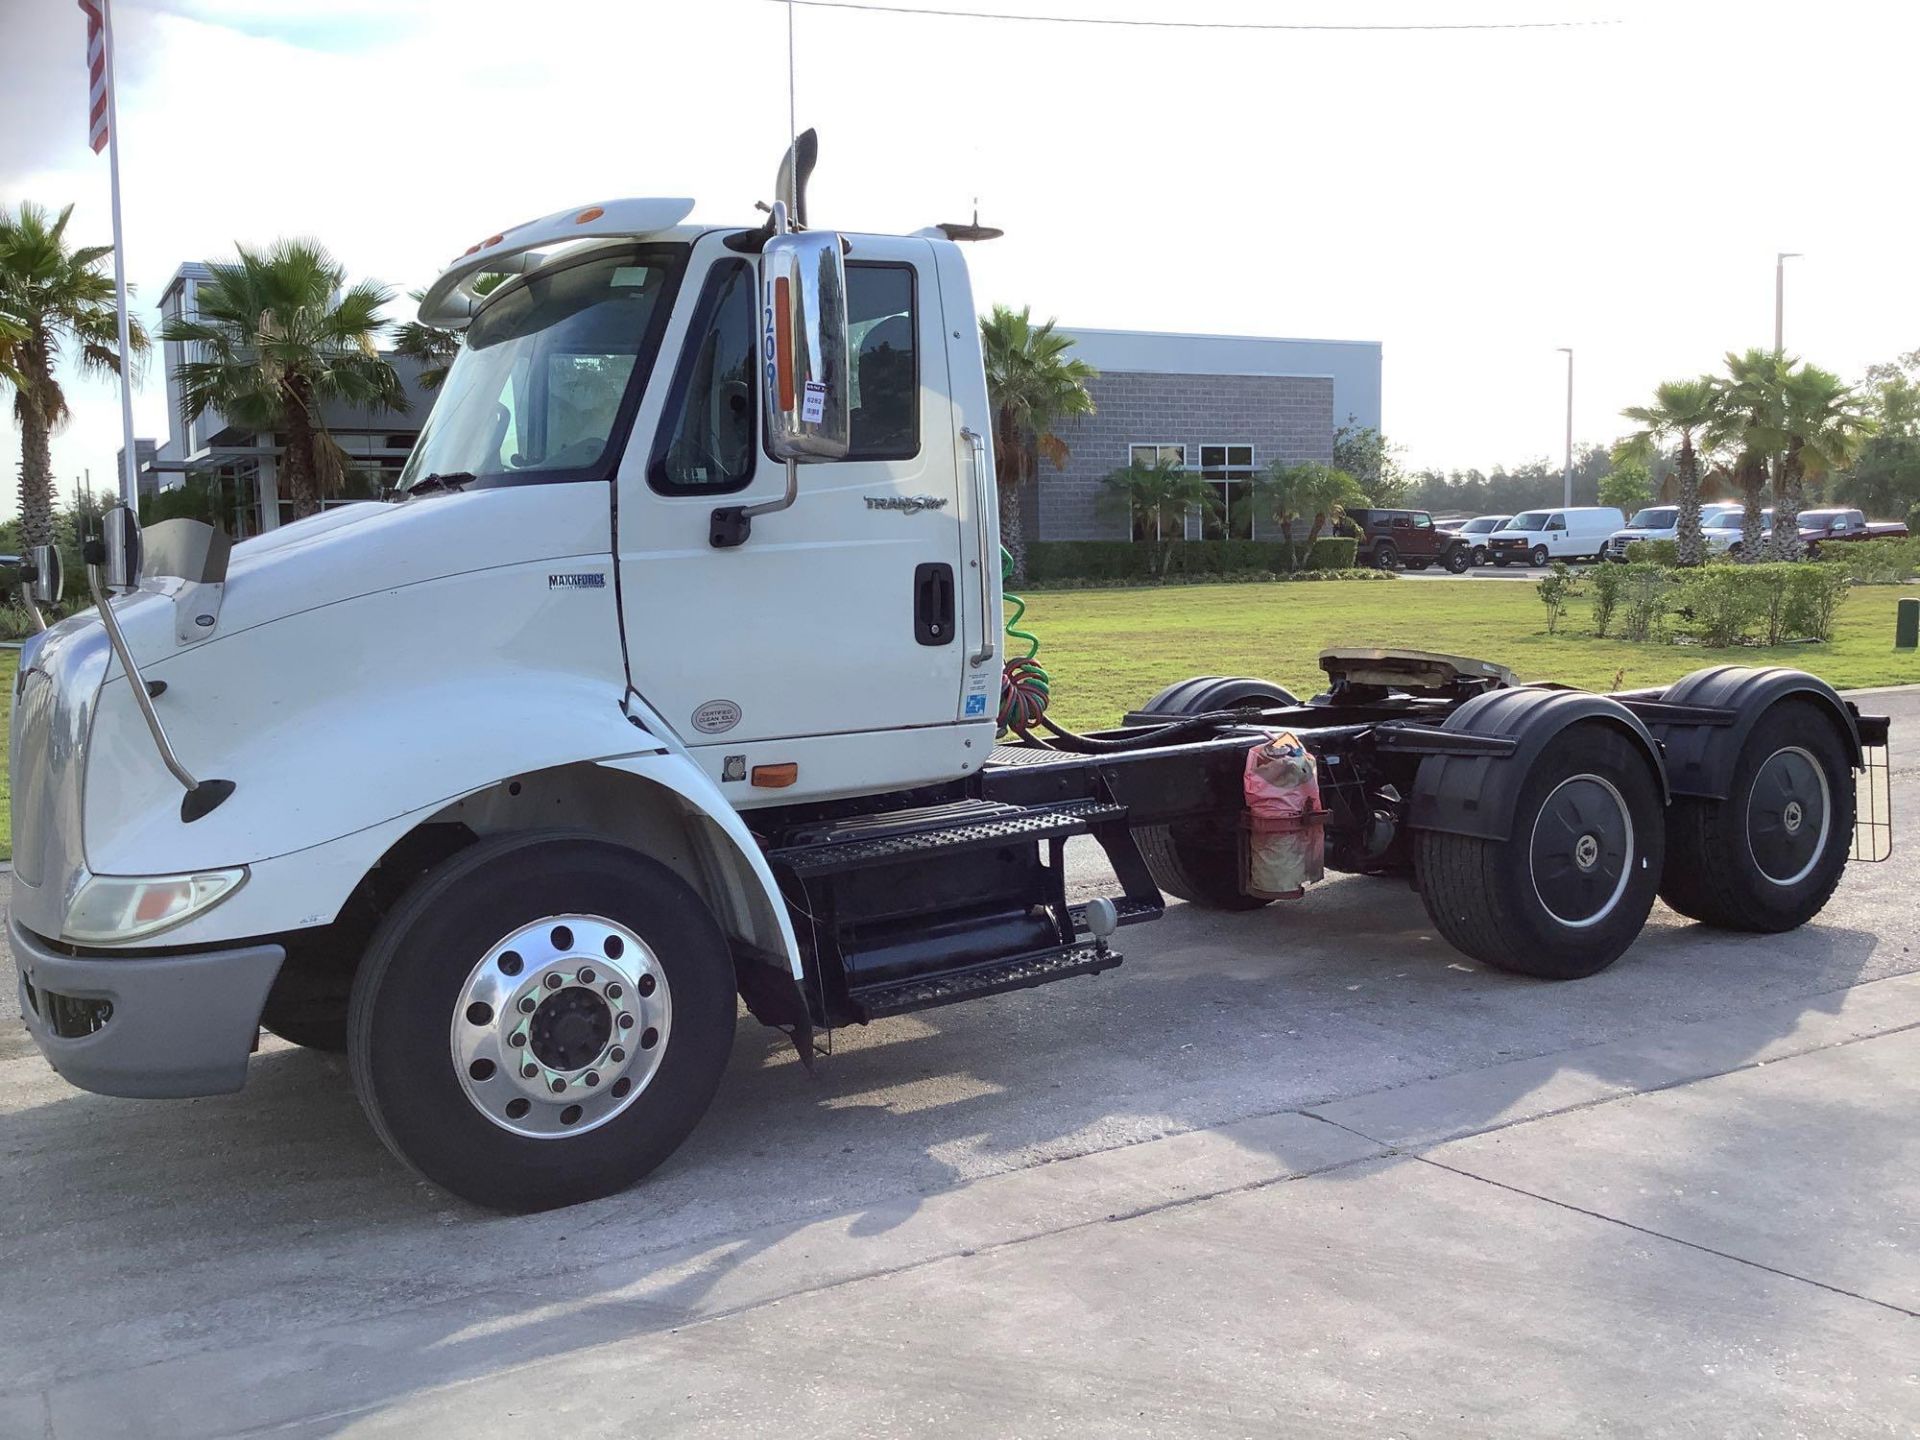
[1067,896,1165,935]
[849,940,1123,1020]
[766,800,1128,877]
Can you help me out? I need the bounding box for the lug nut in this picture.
[618,1013,635,1031]
[578,967,596,985]
[584,1071,600,1087]
[609,1046,625,1063]
[522,1063,537,1078]
[550,1078,567,1094]
[509,1032,525,1047]
[606,983,623,1001]
[519,997,536,1013]
[546,973,564,989]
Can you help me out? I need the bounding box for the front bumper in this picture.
[10,915,284,1098]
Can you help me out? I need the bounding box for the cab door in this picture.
[615,232,970,766]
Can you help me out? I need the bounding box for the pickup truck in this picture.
[1797,508,1911,557]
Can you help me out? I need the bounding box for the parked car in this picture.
[1704,508,1774,556]
[1606,502,1744,560]
[1454,514,1512,567]
[1341,508,1474,573]
[1796,507,1910,557]
[1486,507,1628,567]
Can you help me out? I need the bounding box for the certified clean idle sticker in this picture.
[801,380,827,424]
[692,699,742,735]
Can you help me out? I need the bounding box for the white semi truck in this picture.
[8,149,1894,1211]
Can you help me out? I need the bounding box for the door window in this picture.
[649,259,758,494]
[846,264,917,459]
[1547,514,1567,531]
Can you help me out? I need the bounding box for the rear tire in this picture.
[1132,676,1300,912]
[348,832,737,1212]
[1373,542,1399,571]
[1658,699,1854,932]
[1416,724,1663,979]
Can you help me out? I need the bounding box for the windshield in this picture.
[1461,517,1501,533]
[397,243,685,493]
[1627,507,1678,528]
[1508,511,1549,530]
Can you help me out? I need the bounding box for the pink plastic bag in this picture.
[1243,733,1325,900]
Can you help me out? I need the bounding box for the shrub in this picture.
[1668,563,1852,647]
[1623,538,1681,566]
[1675,566,1765,647]
[1589,562,1625,637]
[1535,562,1581,634]
[1816,537,1920,585]
[1619,562,1676,642]
[1782,564,1851,642]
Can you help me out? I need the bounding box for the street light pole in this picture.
[1775,251,1802,354]
[1556,347,1574,508]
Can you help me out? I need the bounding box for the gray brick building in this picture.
[1024,329,1382,542]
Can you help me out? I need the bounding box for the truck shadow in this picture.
[0,873,1896,1435]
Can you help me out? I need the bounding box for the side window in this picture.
[846,264,918,460]
[1412,514,1433,530]
[649,259,757,494]
[1547,513,1566,531]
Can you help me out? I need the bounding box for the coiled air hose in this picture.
[996,546,1249,754]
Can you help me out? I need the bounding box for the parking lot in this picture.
[3,690,1915,1438]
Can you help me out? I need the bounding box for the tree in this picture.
[1597,458,1653,513]
[1774,364,1874,558]
[1332,418,1409,505]
[0,201,148,547]
[1251,460,1367,566]
[163,239,404,520]
[980,305,1096,579]
[1617,377,1717,565]
[1098,456,1217,577]
[1707,349,1792,559]
[1835,350,1920,530]
[390,274,507,392]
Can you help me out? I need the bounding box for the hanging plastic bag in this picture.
[1243,733,1325,900]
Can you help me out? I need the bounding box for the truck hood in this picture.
[115,487,616,666]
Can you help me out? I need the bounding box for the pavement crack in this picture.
[1409,1154,1920,1321]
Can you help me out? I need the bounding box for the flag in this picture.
[79,0,110,154]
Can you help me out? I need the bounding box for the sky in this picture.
[3,0,1918,515]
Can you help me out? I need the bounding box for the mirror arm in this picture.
[709,459,799,550]
[85,565,234,821]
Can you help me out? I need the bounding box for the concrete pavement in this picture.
[3,691,1916,1438]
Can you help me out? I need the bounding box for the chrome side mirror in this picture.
[761,229,850,464]
[93,505,143,594]
[28,544,62,605]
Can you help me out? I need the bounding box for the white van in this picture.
[1486,507,1628,567]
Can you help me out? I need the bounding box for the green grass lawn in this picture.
[1020,577,1920,730]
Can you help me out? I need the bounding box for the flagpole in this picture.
[100,0,139,513]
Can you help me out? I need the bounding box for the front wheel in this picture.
[1529,545,1550,568]
[1373,542,1399,571]
[1659,699,1854,932]
[1443,545,1472,574]
[348,833,737,1212]
[1472,545,1488,566]
[1415,723,1664,979]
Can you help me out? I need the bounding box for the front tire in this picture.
[1529,545,1550,568]
[1443,545,1472,574]
[1658,699,1854,932]
[348,833,737,1212]
[1472,545,1488,567]
[1415,724,1664,979]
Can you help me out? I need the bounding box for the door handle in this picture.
[914,562,955,645]
[961,426,996,668]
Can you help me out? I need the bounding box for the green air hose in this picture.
[997,546,1051,733]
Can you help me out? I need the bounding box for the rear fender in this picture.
[1408,687,1668,842]
[1649,666,1861,800]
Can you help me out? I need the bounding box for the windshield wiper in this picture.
[406,471,475,496]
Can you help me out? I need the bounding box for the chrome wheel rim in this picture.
[1747,745,1831,887]
[450,913,671,1139]
[1529,773,1634,929]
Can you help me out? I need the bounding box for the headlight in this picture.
[63,868,247,944]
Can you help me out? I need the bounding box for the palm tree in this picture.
[0,201,148,547]
[163,239,404,520]
[1099,456,1217,577]
[1775,364,1874,558]
[1617,377,1717,566]
[1707,349,1792,559]
[390,274,507,391]
[980,305,1096,579]
[1251,460,1367,567]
